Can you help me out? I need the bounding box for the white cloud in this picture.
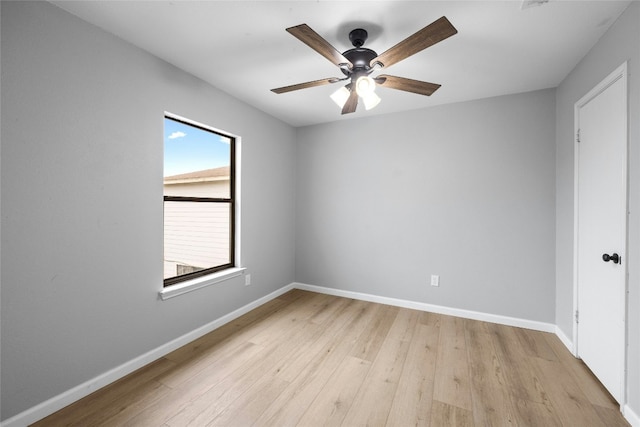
[220,136,231,144]
[168,131,186,140]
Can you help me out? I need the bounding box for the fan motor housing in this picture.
[342,48,378,76]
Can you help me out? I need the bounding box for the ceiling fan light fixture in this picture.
[330,86,351,108]
[274,18,458,115]
[362,91,381,110]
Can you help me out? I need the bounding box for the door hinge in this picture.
[575,310,579,323]
[576,129,581,143]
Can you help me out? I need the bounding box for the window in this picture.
[163,114,236,287]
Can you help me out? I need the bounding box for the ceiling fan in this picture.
[271,17,458,114]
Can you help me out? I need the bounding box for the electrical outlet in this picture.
[245,274,251,286]
[430,274,439,287]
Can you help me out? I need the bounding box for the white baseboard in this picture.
[554,324,575,354]
[0,283,295,427]
[624,404,640,427]
[292,282,556,333]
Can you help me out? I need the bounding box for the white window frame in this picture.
[160,112,243,300]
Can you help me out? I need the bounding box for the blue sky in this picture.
[164,117,231,177]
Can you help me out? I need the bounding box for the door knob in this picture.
[602,253,620,264]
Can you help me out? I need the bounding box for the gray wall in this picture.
[295,89,556,323]
[0,1,296,420]
[3,0,639,423]
[555,1,639,415]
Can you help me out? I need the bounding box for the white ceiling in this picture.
[51,0,631,127]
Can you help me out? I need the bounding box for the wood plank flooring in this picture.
[33,290,629,426]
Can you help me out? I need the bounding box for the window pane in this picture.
[163,201,231,279]
[164,117,231,198]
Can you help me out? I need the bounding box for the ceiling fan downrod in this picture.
[348,28,368,48]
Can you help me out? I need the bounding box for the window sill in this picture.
[159,267,246,300]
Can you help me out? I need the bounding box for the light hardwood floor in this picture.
[33,289,629,426]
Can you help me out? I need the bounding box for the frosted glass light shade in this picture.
[330,86,350,108]
[362,92,381,110]
[355,76,376,96]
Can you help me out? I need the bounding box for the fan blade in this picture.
[271,77,341,94]
[375,75,441,96]
[287,24,352,68]
[341,88,358,114]
[370,16,457,69]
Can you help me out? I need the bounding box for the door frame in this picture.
[572,61,628,404]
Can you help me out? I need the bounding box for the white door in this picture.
[575,63,627,404]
